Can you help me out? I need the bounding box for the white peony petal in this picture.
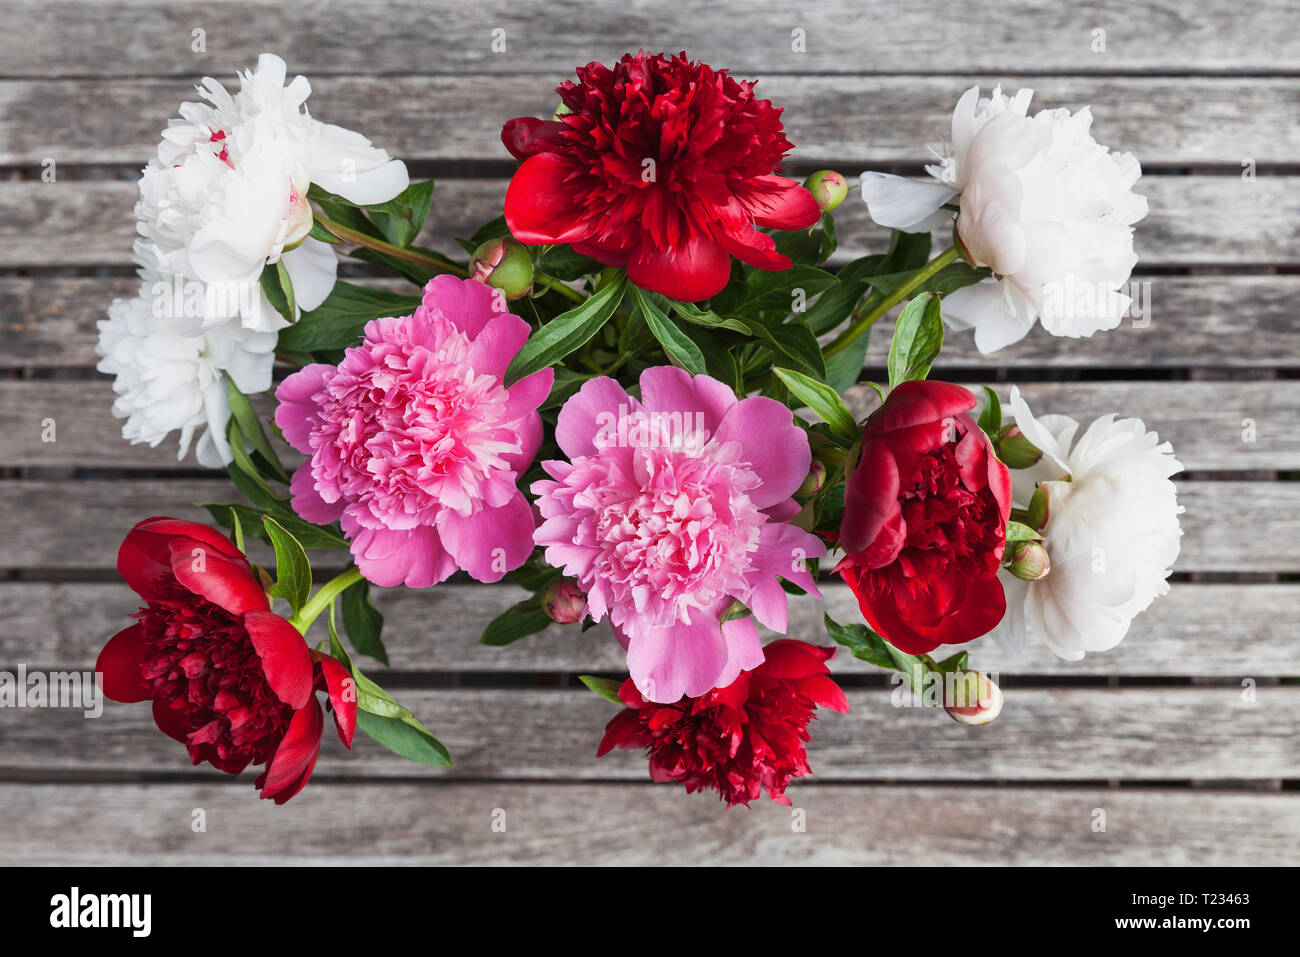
[280,236,338,312]
[310,122,410,205]
[859,172,957,232]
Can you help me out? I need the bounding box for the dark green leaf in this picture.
[1005,520,1044,543]
[277,282,424,353]
[259,265,293,325]
[469,216,511,247]
[505,273,628,385]
[275,259,296,321]
[740,314,826,379]
[977,385,1002,438]
[539,245,604,282]
[225,380,290,484]
[198,502,348,550]
[480,598,552,646]
[824,613,895,670]
[740,265,837,314]
[887,293,945,389]
[356,710,451,767]
[635,289,707,377]
[341,579,388,666]
[364,180,435,248]
[867,261,991,299]
[262,517,311,614]
[824,324,872,393]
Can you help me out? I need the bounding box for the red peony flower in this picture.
[501,52,821,302]
[836,381,1012,655]
[96,517,356,804]
[596,639,849,807]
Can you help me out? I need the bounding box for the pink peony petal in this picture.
[349,524,457,589]
[712,395,810,508]
[289,465,345,526]
[274,364,332,454]
[638,366,737,436]
[554,376,634,459]
[436,493,537,583]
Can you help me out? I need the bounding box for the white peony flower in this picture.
[988,386,1183,661]
[860,86,1147,353]
[136,53,409,332]
[96,259,277,468]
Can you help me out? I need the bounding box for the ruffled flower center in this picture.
[892,444,1004,583]
[307,314,521,525]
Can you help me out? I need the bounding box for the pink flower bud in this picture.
[1007,539,1051,581]
[542,580,587,625]
[469,237,533,300]
[802,170,848,213]
[943,671,1003,726]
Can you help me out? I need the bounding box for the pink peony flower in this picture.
[275,276,553,587]
[533,367,825,703]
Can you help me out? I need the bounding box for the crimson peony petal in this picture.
[501,116,568,160]
[151,697,192,746]
[865,380,979,437]
[715,223,792,271]
[312,650,357,748]
[243,610,314,710]
[627,233,733,302]
[841,438,903,556]
[739,175,822,230]
[503,153,592,245]
[168,536,269,617]
[117,517,244,600]
[595,707,645,757]
[257,699,325,805]
[96,624,151,703]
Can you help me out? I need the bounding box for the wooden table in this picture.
[0,0,1296,865]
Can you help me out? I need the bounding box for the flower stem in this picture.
[534,274,586,304]
[313,214,468,278]
[289,566,363,634]
[822,245,960,360]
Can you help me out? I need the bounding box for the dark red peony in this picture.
[97,517,356,804]
[836,381,1012,655]
[597,639,849,807]
[501,52,821,302]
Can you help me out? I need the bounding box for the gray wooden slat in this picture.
[6,687,1297,780]
[5,75,1296,166]
[2,0,1296,77]
[0,782,1293,866]
[2,176,1294,268]
[5,275,1297,370]
[7,380,1291,471]
[0,479,1289,571]
[5,581,1295,678]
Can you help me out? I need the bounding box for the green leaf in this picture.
[772,367,859,440]
[933,650,970,673]
[259,265,293,325]
[740,314,827,379]
[262,517,311,614]
[227,507,245,554]
[341,579,388,666]
[578,675,625,706]
[277,282,424,353]
[867,261,991,300]
[225,380,289,484]
[469,216,511,247]
[803,277,868,336]
[740,265,837,314]
[823,613,895,670]
[539,245,603,282]
[349,244,464,287]
[887,293,945,389]
[635,288,707,377]
[1005,520,1044,543]
[480,598,552,646]
[540,367,591,412]
[505,273,628,385]
[824,325,872,393]
[364,180,435,248]
[667,298,749,334]
[977,385,1003,438]
[198,502,348,550]
[356,710,451,767]
[275,259,296,322]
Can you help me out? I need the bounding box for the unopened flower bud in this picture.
[797,459,827,497]
[470,237,533,300]
[944,671,1003,726]
[1024,483,1051,530]
[541,580,587,625]
[282,186,314,252]
[1007,539,1051,581]
[803,170,848,213]
[997,425,1044,469]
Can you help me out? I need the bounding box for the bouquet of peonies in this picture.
[95,52,1182,807]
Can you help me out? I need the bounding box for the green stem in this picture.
[289,566,363,634]
[534,274,585,304]
[822,245,960,360]
[314,214,468,278]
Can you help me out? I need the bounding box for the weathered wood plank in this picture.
[5,581,1294,678]
[7,380,1290,471]
[6,687,1297,781]
[2,0,1296,78]
[0,782,1293,866]
[5,75,1296,166]
[6,275,1297,371]
[2,176,1293,268]
[0,479,1289,571]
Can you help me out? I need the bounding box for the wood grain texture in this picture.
[6,275,1297,370]
[0,782,1293,866]
[2,176,1294,268]
[0,479,1287,571]
[6,687,1296,781]
[2,0,1296,77]
[6,379,1290,470]
[4,581,1295,678]
[4,75,1296,166]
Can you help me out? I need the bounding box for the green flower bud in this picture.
[541,580,587,625]
[803,170,848,213]
[1023,483,1051,531]
[944,671,1003,726]
[469,238,533,300]
[1007,539,1051,582]
[796,459,828,497]
[997,425,1044,469]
